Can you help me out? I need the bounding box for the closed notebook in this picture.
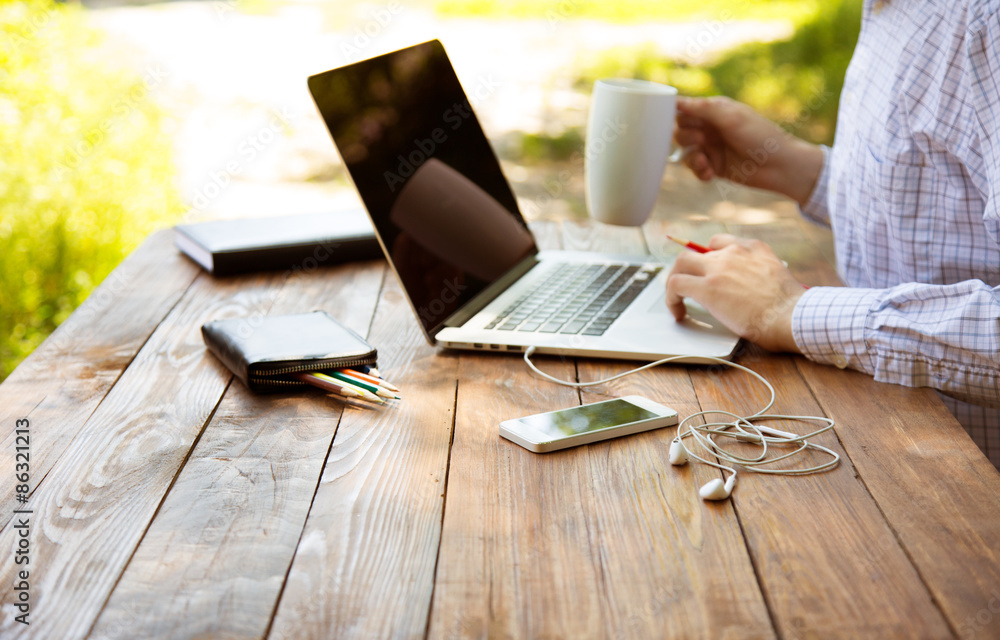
[201,311,377,392]
[174,210,382,276]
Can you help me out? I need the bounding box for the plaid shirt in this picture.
[792,0,1000,466]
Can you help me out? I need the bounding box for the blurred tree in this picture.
[0,0,183,379]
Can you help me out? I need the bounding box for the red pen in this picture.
[666,235,809,289]
[666,235,711,254]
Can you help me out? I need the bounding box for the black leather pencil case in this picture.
[201,310,377,392]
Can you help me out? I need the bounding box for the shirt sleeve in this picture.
[790,10,1000,408]
[968,6,1000,247]
[792,281,1000,408]
[797,144,832,228]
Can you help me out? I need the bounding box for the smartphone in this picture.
[500,395,679,453]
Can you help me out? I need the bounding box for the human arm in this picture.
[792,282,1000,408]
[674,96,826,208]
[787,7,1000,408]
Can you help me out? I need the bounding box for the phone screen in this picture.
[520,399,658,438]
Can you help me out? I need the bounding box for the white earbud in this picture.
[668,439,688,465]
[521,348,841,502]
[699,474,737,501]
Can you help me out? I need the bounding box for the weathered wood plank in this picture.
[427,216,584,635]
[690,347,953,638]
[653,206,953,634]
[797,360,1000,639]
[737,182,1000,635]
[0,265,288,638]
[428,221,776,638]
[89,260,386,639]
[428,350,599,638]
[527,219,563,252]
[577,219,774,637]
[561,219,647,256]
[0,231,200,529]
[572,360,776,639]
[267,275,459,640]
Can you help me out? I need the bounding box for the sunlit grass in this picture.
[0,0,184,379]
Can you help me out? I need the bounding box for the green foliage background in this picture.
[573,0,862,145]
[0,0,183,380]
[499,0,862,164]
[0,0,861,379]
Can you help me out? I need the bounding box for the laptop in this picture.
[307,39,740,362]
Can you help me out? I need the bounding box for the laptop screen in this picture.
[308,40,538,339]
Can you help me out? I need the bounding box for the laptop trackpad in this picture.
[647,293,717,330]
[647,293,708,314]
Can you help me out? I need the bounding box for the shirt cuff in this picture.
[798,144,832,227]
[791,285,881,372]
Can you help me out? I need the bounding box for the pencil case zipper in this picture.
[248,354,378,389]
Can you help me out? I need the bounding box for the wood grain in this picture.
[0,266,288,638]
[428,350,600,638]
[426,219,602,637]
[0,231,200,530]
[267,274,459,640]
[797,361,1000,639]
[1,210,996,640]
[88,260,386,639]
[690,348,953,638]
[655,209,954,634]
[571,225,775,638]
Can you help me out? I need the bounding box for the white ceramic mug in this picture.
[584,78,678,226]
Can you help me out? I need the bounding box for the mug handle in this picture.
[668,144,696,163]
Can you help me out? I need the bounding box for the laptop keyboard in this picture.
[483,262,662,337]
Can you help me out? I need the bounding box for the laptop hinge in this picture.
[441,255,540,329]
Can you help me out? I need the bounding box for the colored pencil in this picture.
[294,372,383,403]
[338,367,400,392]
[292,372,380,402]
[328,371,401,400]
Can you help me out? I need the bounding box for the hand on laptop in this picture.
[665,234,804,353]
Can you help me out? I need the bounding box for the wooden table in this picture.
[1,216,999,639]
